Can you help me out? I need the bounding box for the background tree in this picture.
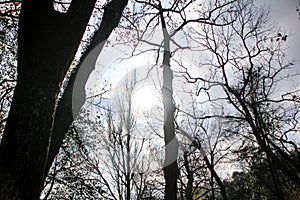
[182,0,300,198]
[176,105,233,200]
[225,157,300,200]
[120,1,239,198]
[42,70,165,199]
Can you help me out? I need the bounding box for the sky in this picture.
[79,0,300,178]
[84,0,300,145]
[267,0,300,95]
[270,0,300,67]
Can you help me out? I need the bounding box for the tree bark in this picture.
[0,0,128,199]
[227,86,300,186]
[183,151,193,200]
[159,3,179,199]
[162,42,179,200]
[45,0,129,174]
[203,156,228,200]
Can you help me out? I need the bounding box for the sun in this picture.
[132,85,161,112]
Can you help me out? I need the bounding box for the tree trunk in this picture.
[183,151,193,200]
[162,43,179,200]
[0,0,128,199]
[203,156,228,200]
[45,0,129,173]
[0,1,96,199]
[160,4,179,199]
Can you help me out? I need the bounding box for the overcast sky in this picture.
[270,0,300,63]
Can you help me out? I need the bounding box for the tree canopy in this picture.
[0,0,299,199]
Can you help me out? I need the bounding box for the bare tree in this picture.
[182,0,300,197]
[0,0,128,199]
[43,70,162,199]
[176,106,231,200]
[1,0,298,199]
[118,1,240,198]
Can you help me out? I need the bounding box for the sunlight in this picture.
[132,84,161,113]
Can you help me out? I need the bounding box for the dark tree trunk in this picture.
[183,151,193,200]
[0,0,128,199]
[45,0,129,174]
[203,156,228,200]
[0,1,96,199]
[162,42,179,200]
[189,139,228,200]
[227,86,300,186]
[159,4,179,199]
